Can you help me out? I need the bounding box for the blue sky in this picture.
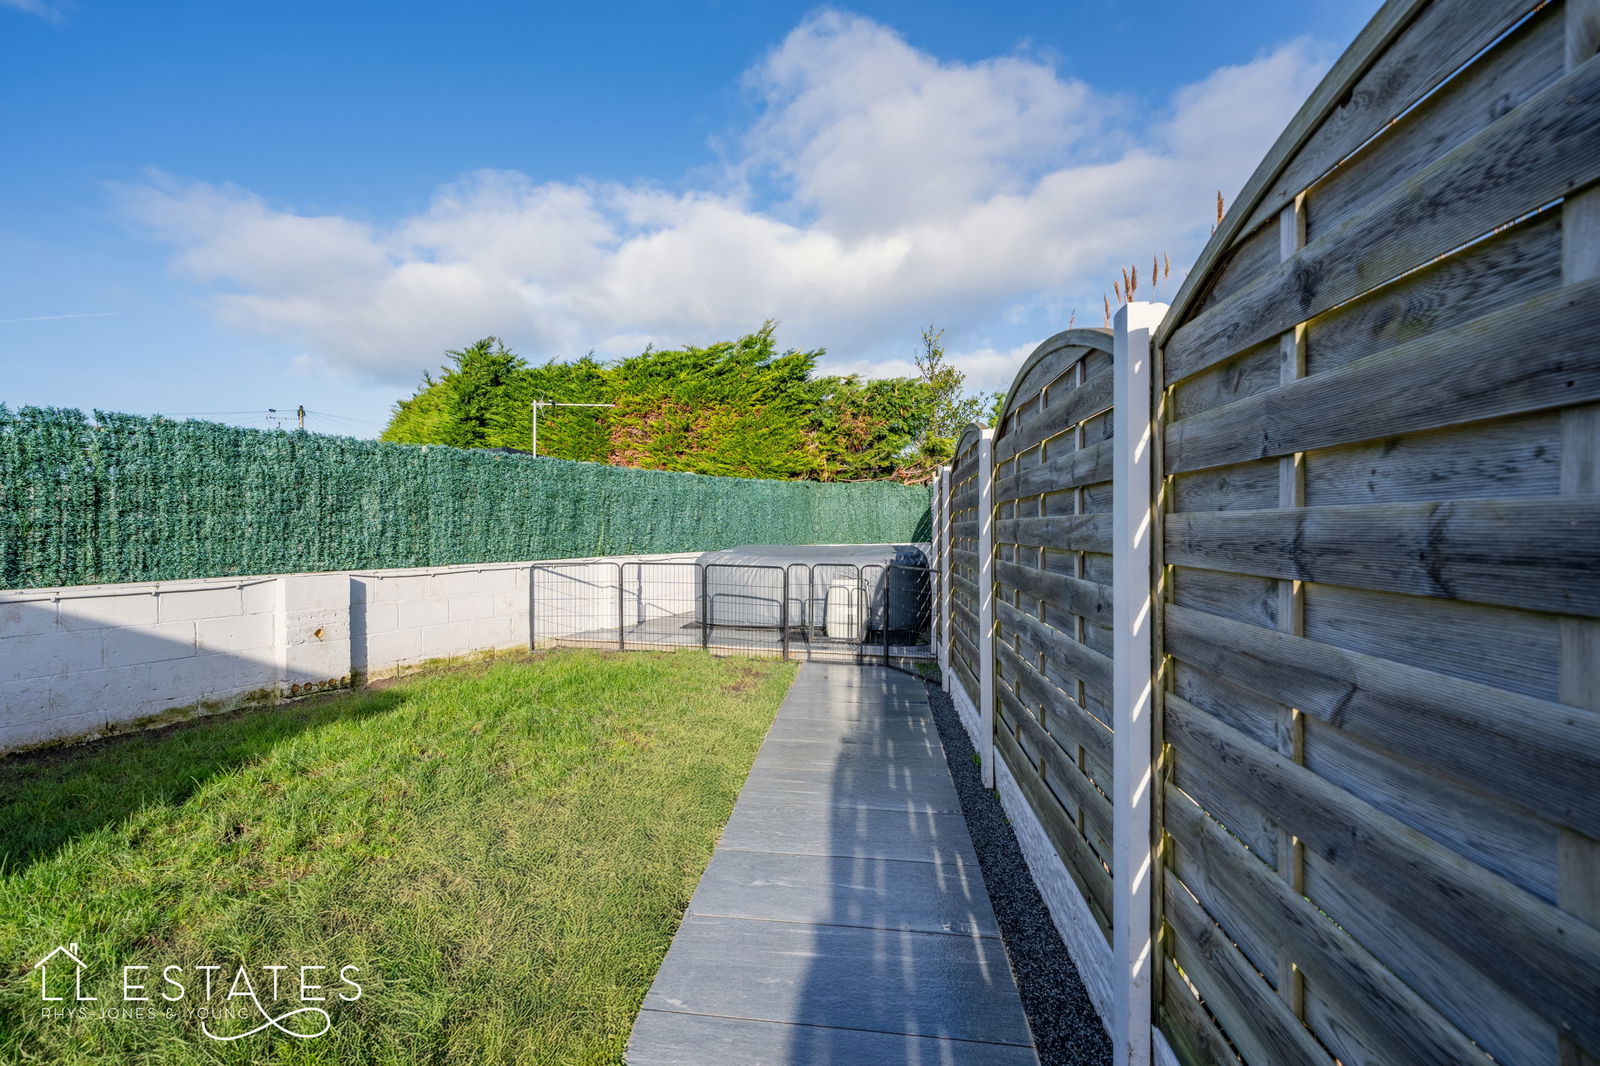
[1,0,1380,437]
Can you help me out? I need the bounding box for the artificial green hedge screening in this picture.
[0,408,932,590]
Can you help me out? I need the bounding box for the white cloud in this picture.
[120,13,1333,392]
[2,0,69,20]
[825,340,1039,393]
[744,10,1109,234]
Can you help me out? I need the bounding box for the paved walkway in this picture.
[628,662,1038,1065]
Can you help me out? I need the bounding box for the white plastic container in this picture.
[825,575,866,642]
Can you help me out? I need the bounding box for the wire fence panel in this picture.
[533,560,934,671]
[881,562,935,670]
[803,563,870,650]
[702,563,790,660]
[617,561,702,652]
[532,562,624,650]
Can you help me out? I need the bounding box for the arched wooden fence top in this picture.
[953,423,985,461]
[1155,0,1546,348]
[984,321,1122,1018]
[993,327,1114,440]
[929,2,1598,1060]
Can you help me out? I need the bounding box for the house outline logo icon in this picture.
[34,942,97,1002]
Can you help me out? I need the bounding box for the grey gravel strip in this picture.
[921,678,1113,1066]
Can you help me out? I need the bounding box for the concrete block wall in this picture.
[0,552,699,754]
[1,576,284,752]
[351,563,532,678]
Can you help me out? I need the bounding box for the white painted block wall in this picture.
[352,563,532,677]
[1,577,285,752]
[0,552,700,754]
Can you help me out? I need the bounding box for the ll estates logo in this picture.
[32,941,363,1041]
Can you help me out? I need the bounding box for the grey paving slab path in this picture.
[629,662,1038,1066]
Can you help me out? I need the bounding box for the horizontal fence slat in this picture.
[1299,847,1557,1066]
[995,679,1113,849]
[1165,275,1600,472]
[995,634,1114,770]
[1004,343,1100,423]
[994,715,1114,933]
[950,615,979,661]
[955,655,979,706]
[1300,410,1563,512]
[1171,698,1556,1065]
[1163,56,1600,384]
[1236,0,1542,236]
[1301,714,1558,902]
[994,374,1114,462]
[1191,220,1280,317]
[995,560,1112,626]
[1160,957,1242,1066]
[995,512,1113,554]
[1164,497,1600,618]
[998,605,1113,729]
[1164,603,1600,838]
[1166,696,1600,1052]
[1303,3,1563,244]
[1156,0,1429,342]
[1164,783,1494,1066]
[1164,872,1336,1066]
[1302,209,1560,379]
[995,598,1114,709]
[995,439,1115,503]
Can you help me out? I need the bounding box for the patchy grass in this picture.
[0,650,795,1065]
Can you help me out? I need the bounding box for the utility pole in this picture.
[297,404,305,430]
[531,401,615,457]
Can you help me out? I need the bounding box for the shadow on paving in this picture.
[631,663,1048,1065]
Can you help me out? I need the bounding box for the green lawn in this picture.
[0,650,796,1065]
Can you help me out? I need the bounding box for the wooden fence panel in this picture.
[1151,1,1600,1063]
[947,429,983,708]
[988,328,1118,946]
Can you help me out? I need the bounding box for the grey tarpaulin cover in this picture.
[695,544,928,630]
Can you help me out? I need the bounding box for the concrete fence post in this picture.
[937,464,953,688]
[1112,300,1166,1066]
[933,469,943,664]
[977,430,996,790]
